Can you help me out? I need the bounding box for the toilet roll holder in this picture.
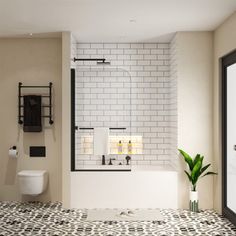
[9,146,18,157]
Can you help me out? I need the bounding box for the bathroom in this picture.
[0,1,236,235]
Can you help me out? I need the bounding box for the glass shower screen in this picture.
[72,66,131,170]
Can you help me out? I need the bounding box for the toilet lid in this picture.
[18,170,47,177]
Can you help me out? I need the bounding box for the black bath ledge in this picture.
[78,127,126,130]
[73,169,131,172]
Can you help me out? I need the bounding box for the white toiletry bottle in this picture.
[128,140,132,154]
[118,140,123,154]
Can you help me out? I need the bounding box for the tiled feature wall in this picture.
[73,42,176,167]
[170,36,178,169]
[71,34,77,68]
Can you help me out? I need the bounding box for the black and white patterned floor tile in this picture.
[0,202,235,235]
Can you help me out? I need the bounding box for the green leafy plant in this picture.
[178,149,217,191]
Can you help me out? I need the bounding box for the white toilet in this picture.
[18,170,48,196]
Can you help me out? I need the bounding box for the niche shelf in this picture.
[80,135,143,155]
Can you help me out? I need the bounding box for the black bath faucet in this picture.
[108,158,116,165]
[102,155,106,165]
[125,156,131,165]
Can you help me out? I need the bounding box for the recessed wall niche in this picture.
[80,135,143,155]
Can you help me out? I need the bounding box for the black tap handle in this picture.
[125,156,131,165]
[102,155,106,165]
[108,158,116,165]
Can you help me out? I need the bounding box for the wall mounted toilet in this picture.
[18,170,48,196]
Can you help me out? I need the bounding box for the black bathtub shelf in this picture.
[18,82,53,126]
[78,127,126,130]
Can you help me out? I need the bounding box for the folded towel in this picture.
[23,95,42,132]
[93,127,109,155]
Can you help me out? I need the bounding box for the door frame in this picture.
[222,49,236,226]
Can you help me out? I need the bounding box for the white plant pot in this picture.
[189,190,199,212]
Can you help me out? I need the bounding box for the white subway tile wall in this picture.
[170,36,178,169]
[72,42,177,167]
[71,34,77,68]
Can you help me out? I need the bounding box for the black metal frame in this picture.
[76,169,131,172]
[73,57,106,63]
[70,66,128,171]
[71,69,76,171]
[222,49,236,226]
[79,128,126,130]
[18,82,53,125]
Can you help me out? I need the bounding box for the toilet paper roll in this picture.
[9,149,18,158]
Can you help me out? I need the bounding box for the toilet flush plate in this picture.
[29,146,46,157]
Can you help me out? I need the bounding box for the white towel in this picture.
[93,127,110,155]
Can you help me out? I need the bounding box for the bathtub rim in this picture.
[75,164,177,172]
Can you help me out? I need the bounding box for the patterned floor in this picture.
[0,202,235,236]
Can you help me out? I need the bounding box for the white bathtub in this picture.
[70,165,178,209]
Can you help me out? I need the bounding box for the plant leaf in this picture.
[191,157,203,186]
[201,171,217,177]
[178,149,194,170]
[193,154,201,166]
[200,164,211,176]
[184,170,192,182]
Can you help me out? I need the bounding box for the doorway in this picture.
[222,49,236,225]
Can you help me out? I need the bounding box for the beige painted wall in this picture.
[61,32,71,208]
[0,38,62,202]
[213,11,236,213]
[175,32,214,209]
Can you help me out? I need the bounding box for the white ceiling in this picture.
[0,0,236,42]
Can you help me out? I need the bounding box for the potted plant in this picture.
[178,149,217,212]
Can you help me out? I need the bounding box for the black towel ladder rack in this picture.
[18,82,54,125]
